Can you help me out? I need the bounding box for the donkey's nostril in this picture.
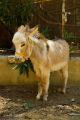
[15,57,20,61]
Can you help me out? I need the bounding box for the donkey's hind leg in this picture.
[61,64,68,94]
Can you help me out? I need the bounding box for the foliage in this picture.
[63,30,76,40]
[70,45,77,52]
[63,30,80,52]
[42,26,50,38]
[0,0,34,27]
[23,101,36,109]
[15,59,35,77]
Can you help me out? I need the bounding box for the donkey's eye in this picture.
[21,43,25,47]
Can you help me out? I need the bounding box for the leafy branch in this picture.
[15,59,35,77]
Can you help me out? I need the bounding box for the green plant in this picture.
[70,45,78,52]
[63,30,76,40]
[15,59,35,77]
[0,0,34,27]
[42,26,50,38]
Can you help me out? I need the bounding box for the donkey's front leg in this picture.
[36,76,50,101]
[42,75,50,101]
[36,81,42,100]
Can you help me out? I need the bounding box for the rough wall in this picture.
[0,56,80,86]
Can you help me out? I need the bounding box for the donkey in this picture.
[12,25,69,101]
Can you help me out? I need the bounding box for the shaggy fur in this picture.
[12,25,69,101]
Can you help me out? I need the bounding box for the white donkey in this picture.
[12,25,69,101]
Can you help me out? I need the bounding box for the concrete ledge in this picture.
[0,55,80,86]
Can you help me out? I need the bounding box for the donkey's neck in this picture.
[30,40,47,64]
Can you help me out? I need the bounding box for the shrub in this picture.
[0,0,34,27]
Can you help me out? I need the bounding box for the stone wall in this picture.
[0,55,80,86]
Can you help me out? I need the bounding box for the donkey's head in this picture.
[12,25,39,61]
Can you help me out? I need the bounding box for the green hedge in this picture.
[0,0,34,27]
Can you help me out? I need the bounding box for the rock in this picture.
[71,98,75,102]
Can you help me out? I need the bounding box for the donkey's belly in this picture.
[51,61,67,71]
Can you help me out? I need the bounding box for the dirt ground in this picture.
[0,85,80,120]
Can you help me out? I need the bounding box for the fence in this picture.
[0,0,80,49]
[32,0,80,46]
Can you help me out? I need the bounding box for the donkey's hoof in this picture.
[62,89,66,94]
[43,95,48,101]
[36,94,41,100]
[58,88,66,94]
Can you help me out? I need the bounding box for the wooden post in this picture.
[62,0,66,39]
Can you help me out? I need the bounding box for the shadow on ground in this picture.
[0,85,80,120]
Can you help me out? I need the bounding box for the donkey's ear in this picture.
[29,26,39,38]
[25,24,30,31]
[33,25,39,29]
[18,25,26,32]
[28,26,39,43]
[30,25,39,32]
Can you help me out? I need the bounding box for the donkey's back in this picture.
[47,39,69,71]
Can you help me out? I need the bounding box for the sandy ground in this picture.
[0,85,80,120]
